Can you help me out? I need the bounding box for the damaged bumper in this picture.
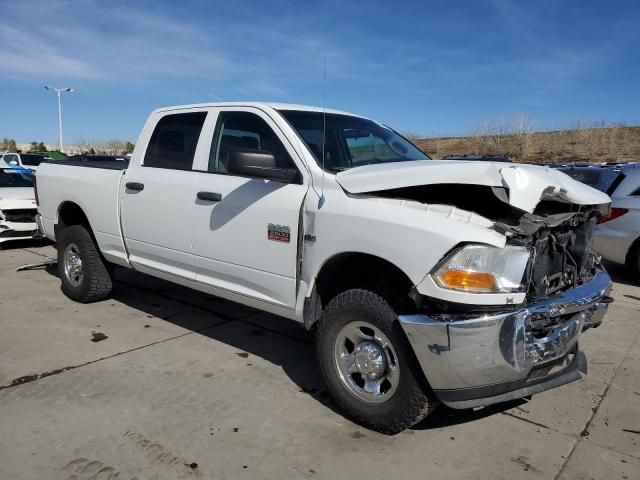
[399,268,612,409]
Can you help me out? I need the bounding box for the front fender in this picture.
[300,193,506,302]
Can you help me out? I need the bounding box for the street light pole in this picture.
[44,86,74,153]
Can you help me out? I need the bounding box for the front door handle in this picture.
[126,182,144,191]
[197,191,222,202]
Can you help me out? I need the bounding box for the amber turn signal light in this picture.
[437,270,496,291]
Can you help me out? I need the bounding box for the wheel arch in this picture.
[55,201,95,241]
[625,233,640,271]
[303,252,418,329]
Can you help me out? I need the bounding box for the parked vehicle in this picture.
[0,152,51,172]
[0,168,39,243]
[36,102,613,433]
[561,163,640,274]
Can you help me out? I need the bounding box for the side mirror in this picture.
[227,149,298,183]
[8,160,18,165]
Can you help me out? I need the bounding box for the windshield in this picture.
[560,167,623,195]
[280,110,430,172]
[0,169,34,187]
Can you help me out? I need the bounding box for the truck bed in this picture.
[43,159,128,170]
[36,162,128,265]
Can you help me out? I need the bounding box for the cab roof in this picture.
[153,102,367,119]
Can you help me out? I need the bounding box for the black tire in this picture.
[57,224,112,303]
[626,242,640,277]
[316,289,437,434]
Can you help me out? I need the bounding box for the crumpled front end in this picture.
[0,199,40,243]
[400,268,612,409]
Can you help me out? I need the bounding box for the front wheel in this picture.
[316,289,437,434]
[57,224,113,303]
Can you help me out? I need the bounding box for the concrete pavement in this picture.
[1,241,638,480]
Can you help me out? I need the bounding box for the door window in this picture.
[208,111,295,174]
[144,112,207,170]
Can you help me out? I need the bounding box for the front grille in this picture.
[2,209,37,223]
[526,213,597,300]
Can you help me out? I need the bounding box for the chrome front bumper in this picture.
[399,269,612,409]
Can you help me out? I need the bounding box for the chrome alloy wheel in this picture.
[63,242,84,287]
[334,321,400,404]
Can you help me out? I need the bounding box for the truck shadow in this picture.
[0,238,53,250]
[42,264,520,433]
[603,260,640,287]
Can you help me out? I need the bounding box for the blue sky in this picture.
[0,0,638,144]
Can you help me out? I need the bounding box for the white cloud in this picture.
[0,0,354,95]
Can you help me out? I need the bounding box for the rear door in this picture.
[120,110,208,279]
[191,107,309,308]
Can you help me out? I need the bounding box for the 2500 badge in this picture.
[268,223,290,243]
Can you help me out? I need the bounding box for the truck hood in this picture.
[0,187,36,202]
[335,160,610,214]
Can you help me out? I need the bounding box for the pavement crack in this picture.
[20,248,54,260]
[552,435,579,480]
[0,322,232,391]
[7,366,76,388]
[587,439,640,461]
[500,411,560,434]
[553,328,640,480]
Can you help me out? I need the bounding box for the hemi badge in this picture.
[268,223,290,243]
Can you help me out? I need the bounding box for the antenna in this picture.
[320,57,327,206]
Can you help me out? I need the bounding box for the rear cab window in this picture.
[144,112,207,170]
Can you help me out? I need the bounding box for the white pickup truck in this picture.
[36,102,613,434]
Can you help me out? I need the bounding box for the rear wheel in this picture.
[316,289,437,434]
[57,224,112,302]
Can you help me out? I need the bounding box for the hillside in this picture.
[413,126,640,164]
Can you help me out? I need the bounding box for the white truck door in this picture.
[191,108,308,309]
[120,110,209,279]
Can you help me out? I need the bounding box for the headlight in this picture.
[432,244,530,293]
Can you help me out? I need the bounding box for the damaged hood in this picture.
[335,160,610,213]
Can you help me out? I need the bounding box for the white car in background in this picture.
[562,163,640,274]
[0,167,39,244]
[0,152,51,173]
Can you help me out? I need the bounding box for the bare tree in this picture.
[575,122,599,162]
[431,136,442,158]
[103,139,127,155]
[542,128,570,162]
[72,137,97,154]
[510,113,533,159]
[468,114,533,160]
[401,131,422,143]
